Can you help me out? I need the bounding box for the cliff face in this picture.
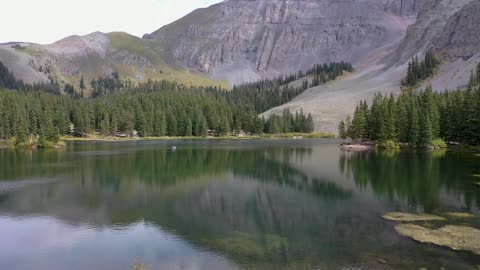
[259,0,480,133]
[431,1,480,60]
[150,0,427,85]
[392,0,478,63]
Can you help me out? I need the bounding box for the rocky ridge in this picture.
[151,0,428,85]
[0,32,224,89]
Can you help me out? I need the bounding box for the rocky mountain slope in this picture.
[0,32,225,92]
[258,0,480,132]
[149,0,427,85]
[146,0,479,132]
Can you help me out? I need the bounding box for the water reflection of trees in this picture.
[1,144,479,269]
[0,144,358,269]
[339,150,480,212]
[72,145,349,201]
[0,148,68,180]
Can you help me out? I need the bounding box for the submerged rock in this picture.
[383,212,446,222]
[443,212,475,218]
[395,224,480,255]
[377,258,387,264]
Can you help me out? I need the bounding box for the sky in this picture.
[0,0,221,44]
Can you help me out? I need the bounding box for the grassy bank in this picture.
[374,139,448,150]
[259,132,335,139]
[4,138,66,149]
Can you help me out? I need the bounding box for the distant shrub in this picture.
[376,140,400,149]
[7,137,17,148]
[430,139,447,149]
[11,44,26,50]
[304,132,335,139]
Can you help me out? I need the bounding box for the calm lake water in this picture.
[0,139,479,270]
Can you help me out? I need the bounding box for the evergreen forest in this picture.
[339,63,480,146]
[0,61,353,146]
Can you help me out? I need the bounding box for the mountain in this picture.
[148,0,426,85]
[260,0,480,133]
[0,32,227,92]
[145,0,480,132]
[1,0,479,133]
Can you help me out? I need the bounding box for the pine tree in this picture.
[461,88,477,144]
[268,116,281,134]
[385,94,397,140]
[80,75,85,98]
[110,113,118,135]
[282,108,292,132]
[397,95,409,143]
[408,100,420,146]
[345,115,352,139]
[73,106,85,137]
[468,70,478,89]
[253,116,264,135]
[305,113,315,133]
[153,109,165,137]
[233,116,242,135]
[194,113,204,136]
[100,113,110,135]
[185,118,193,137]
[338,120,347,141]
[477,63,480,84]
[351,105,367,140]
[167,111,177,136]
[293,111,300,132]
[215,115,228,136]
[177,112,187,136]
[160,112,167,136]
[200,116,208,137]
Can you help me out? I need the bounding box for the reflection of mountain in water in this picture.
[339,150,480,213]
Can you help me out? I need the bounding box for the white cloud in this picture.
[0,0,221,44]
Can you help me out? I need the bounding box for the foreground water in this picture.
[0,139,479,270]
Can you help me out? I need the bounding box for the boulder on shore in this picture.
[340,143,374,151]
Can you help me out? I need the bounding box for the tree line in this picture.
[0,61,62,94]
[89,62,354,114]
[264,108,314,134]
[305,62,354,88]
[339,81,480,146]
[0,60,354,145]
[0,60,353,115]
[0,88,315,145]
[402,51,439,87]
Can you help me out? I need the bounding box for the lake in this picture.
[0,139,479,270]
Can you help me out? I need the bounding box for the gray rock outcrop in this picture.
[150,0,427,85]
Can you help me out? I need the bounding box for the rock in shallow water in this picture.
[382,212,446,222]
[443,212,475,218]
[395,224,480,255]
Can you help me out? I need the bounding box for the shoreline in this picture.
[61,132,335,142]
[340,141,480,152]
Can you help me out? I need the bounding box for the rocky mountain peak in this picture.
[44,32,110,57]
[150,0,427,85]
